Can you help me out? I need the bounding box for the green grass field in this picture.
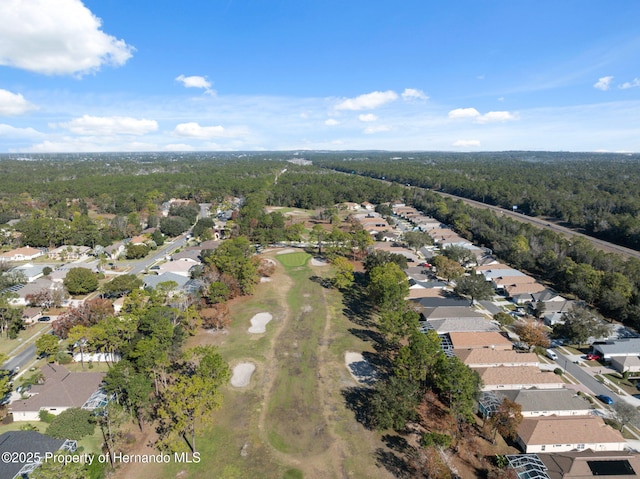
[275,252,310,268]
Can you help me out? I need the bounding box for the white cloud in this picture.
[619,78,640,90]
[448,108,517,123]
[448,108,481,120]
[175,74,215,94]
[453,139,481,147]
[325,118,340,126]
[594,76,614,91]
[358,113,378,122]
[476,111,518,123]
[174,122,241,139]
[334,90,398,110]
[0,123,41,138]
[0,89,37,116]
[401,88,428,101]
[0,0,133,76]
[363,125,391,134]
[56,115,158,135]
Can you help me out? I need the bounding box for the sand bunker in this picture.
[345,351,377,385]
[276,248,296,255]
[260,277,272,283]
[310,257,329,266]
[230,362,256,387]
[248,312,273,333]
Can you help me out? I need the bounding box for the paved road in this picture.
[2,344,37,373]
[429,189,640,261]
[555,350,619,400]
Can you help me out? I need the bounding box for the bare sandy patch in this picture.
[230,362,256,388]
[310,257,329,266]
[248,312,273,333]
[260,277,272,283]
[345,351,377,385]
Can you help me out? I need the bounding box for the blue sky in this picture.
[1,0,640,153]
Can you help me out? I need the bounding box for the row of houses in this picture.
[390,206,632,459]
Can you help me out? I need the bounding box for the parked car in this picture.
[586,353,602,361]
[596,394,614,405]
[37,316,51,322]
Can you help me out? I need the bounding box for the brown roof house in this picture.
[449,331,513,351]
[538,450,640,479]
[455,349,539,368]
[516,415,626,453]
[0,246,43,262]
[10,364,105,422]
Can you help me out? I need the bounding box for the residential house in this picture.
[592,339,640,361]
[171,248,202,262]
[143,272,191,291]
[476,262,514,272]
[538,450,640,479]
[421,305,486,321]
[338,202,360,211]
[371,242,420,263]
[10,364,105,421]
[490,274,537,290]
[610,355,640,376]
[0,430,77,479]
[448,331,514,351]
[455,349,539,368]
[10,278,66,307]
[407,287,448,300]
[516,415,626,453]
[21,307,43,324]
[0,246,44,262]
[507,283,548,303]
[156,257,200,277]
[361,201,375,210]
[11,263,52,283]
[474,366,565,391]
[47,245,91,261]
[498,388,593,417]
[424,317,501,335]
[104,241,125,260]
[129,235,148,245]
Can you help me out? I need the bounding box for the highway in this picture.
[428,189,640,261]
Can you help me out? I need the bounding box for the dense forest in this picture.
[2,151,640,330]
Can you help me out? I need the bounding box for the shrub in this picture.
[46,408,95,440]
[421,432,452,449]
[39,410,55,423]
[553,368,563,375]
[56,352,72,365]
